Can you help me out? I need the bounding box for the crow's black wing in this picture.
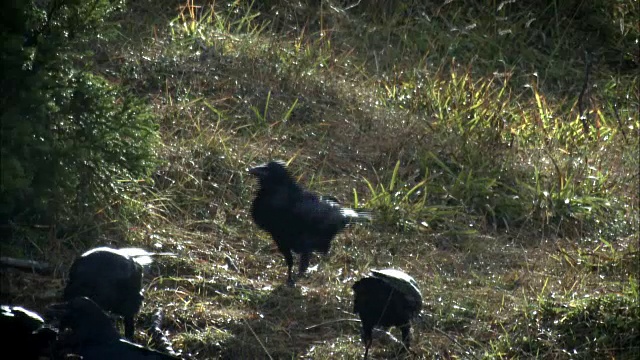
[296,191,371,227]
[292,191,347,235]
[287,192,347,254]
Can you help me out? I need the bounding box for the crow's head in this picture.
[248,160,292,185]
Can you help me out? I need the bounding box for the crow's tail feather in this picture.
[341,208,373,224]
[318,194,373,224]
[117,248,177,266]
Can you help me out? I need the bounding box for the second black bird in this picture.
[63,246,174,339]
[352,269,422,359]
[249,160,371,285]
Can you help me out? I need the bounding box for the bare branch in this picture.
[1,256,52,275]
[578,51,592,135]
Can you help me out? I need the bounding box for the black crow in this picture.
[49,296,180,360]
[63,246,174,339]
[352,269,422,359]
[249,160,371,285]
[0,304,58,359]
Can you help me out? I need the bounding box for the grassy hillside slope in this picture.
[2,0,638,359]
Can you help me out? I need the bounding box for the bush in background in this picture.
[0,0,158,238]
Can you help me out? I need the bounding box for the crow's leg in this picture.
[298,251,311,276]
[280,248,295,286]
[361,323,373,360]
[124,315,135,340]
[399,323,411,352]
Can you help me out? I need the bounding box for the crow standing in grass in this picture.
[249,160,371,286]
[63,247,174,339]
[352,269,422,359]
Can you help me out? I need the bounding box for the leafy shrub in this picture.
[0,0,158,230]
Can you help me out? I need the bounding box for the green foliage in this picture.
[362,159,428,230]
[369,63,638,238]
[339,0,638,81]
[493,281,640,359]
[170,0,266,43]
[0,0,158,229]
[362,159,477,235]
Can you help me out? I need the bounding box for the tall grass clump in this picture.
[491,278,640,359]
[364,62,637,241]
[354,0,640,241]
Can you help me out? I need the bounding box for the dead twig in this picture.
[434,328,481,360]
[612,103,628,143]
[243,318,274,360]
[578,51,592,135]
[0,256,52,275]
[305,318,361,330]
